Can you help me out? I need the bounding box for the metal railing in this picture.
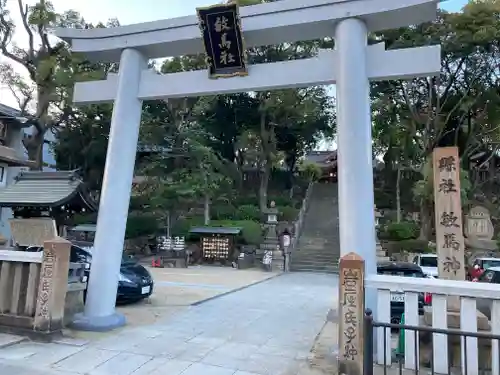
[363,309,500,375]
[286,181,313,271]
[68,262,88,284]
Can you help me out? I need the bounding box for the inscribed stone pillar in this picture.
[33,237,71,333]
[432,147,465,310]
[338,252,365,375]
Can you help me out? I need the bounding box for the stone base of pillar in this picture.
[271,251,285,272]
[423,306,489,330]
[69,312,126,332]
[419,307,490,370]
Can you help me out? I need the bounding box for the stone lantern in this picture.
[265,200,279,226]
[259,201,284,271]
[464,205,497,253]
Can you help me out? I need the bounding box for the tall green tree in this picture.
[54,104,112,189]
[229,0,336,210]
[372,2,500,238]
[0,0,117,169]
[139,121,233,225]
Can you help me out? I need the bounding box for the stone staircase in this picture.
[290,182,340,274]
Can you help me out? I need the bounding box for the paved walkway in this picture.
[0,273,337,375]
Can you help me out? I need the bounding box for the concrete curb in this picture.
[191,272,283,306]
[0,334,25,350]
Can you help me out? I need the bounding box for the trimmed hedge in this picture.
[232,195,298,209]
[378,221,419,241]
[236,205,261,221]
[125,214,160,239]
[384,239,434,257]
[280,206,299,221]
[211,203,299,223]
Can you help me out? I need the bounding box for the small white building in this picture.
[0,103,56,242]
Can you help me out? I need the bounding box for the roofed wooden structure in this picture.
[305,150,337,181]
[0,171,98,223]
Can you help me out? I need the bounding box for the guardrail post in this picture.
[364,309,374,375]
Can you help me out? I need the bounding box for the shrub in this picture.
[380,221,419,241]
[280,205,299,221]
[233,195,300,210]
[211,205,237,220]
[235,205,261,221]
[125,214,160,239]
[69,213,97,226]
[385,239,434,257]
[268,195,293,207]
[234,195,259,207]
[298,161,322,182]
[171,216,205,238]
[210,220,263,245]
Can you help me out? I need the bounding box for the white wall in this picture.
[0,127,56,243]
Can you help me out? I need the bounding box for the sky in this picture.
[0,0,470,119]
[8,0,469,26]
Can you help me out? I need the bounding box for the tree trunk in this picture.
[259,164,271,212]
[258,121,275,212]
[24,85,52,170]
[203,194,210,225]
[24,131,45,170]
[419,200,433,241]
[396,165,402,223]
[166,211,171,238]
[286,154,297,199]
[382,148,394,188]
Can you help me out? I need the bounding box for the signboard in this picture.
[432,147,466,280]
[338,252,365,375]
[196,2,248,79]
[9,218,57,247]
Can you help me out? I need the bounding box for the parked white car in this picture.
[412,254,438,278]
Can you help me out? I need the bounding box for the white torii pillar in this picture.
[70,49,147,330]
[335,19,378,312]
[55,0,440,331]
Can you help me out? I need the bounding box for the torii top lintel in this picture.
[53,0,439,63]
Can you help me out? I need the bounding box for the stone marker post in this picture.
[432,147,466,293]
[33,237,71,333]
[338,252,365,375]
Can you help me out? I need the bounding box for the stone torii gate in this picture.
[55,0,441,331]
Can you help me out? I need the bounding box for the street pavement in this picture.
[0,272,338,375]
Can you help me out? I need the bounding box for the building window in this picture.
[0,165,6,187]
[0,122,7,146]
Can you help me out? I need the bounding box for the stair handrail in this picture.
[290,181,314,255]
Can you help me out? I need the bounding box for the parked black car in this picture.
[377,261,428,323]
[27,244,154,304]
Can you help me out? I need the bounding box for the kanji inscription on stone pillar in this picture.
[432,147,466,281]
[338,252,365,375]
